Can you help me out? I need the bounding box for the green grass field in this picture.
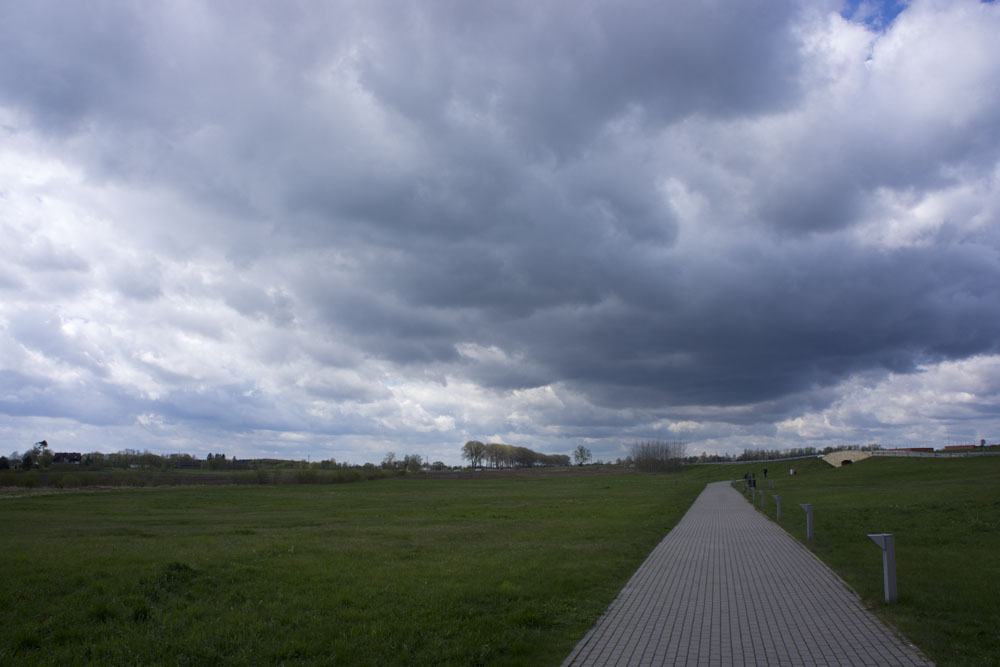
[0,467,729,666]
[3,457,997,665]
[737,455,1000,667]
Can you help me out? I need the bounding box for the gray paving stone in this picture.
[562,481,933,666]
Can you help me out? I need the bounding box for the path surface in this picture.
[563,481,932,666]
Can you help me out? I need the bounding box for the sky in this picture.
[2,0,1000,466]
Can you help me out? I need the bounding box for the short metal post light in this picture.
[799,503,814,540]
[758,489,765,508]
[867,533,898,603]
[773,495,781,520]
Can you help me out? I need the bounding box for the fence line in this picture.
[870,450,1000,458]
[693,450,1000,466]
[689,454,823,466]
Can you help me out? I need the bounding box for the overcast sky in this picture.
[2,0,999,465]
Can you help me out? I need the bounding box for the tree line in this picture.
[380,452,449,473]
[1,443,352,473]
[460,441,570,469]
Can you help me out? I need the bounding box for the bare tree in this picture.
[573,444,592,466]
[630,441,686,472]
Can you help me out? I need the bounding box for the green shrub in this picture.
[57,474,83,488]
[231,471,262,485]
[294,469,318,484]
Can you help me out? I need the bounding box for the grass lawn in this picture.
[5,457,995,665]
[0,467,730,666]
[736,455,1000,667]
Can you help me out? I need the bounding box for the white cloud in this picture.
[776,355,1000,446]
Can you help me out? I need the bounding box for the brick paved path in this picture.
[563,481,932,666]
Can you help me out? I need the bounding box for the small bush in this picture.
[231,470,267,485]
[294,469,318,484]
[58,474,83,488]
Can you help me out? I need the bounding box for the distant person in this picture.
[763,468,768,478]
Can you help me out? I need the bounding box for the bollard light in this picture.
[867,533,898,603]
[773,495,781,520]
[799,503,814,540]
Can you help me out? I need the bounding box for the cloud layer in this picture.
[2,0,1000,463]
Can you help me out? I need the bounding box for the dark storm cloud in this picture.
[2,0,1000,460]
[0,369,143,426]
[542,241,1000,410]
[356,0,804,156]
[0,3,151,134]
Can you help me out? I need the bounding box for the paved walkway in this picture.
[563,481,932,666]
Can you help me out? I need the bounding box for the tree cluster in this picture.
[380,452,427,473]
[7,441,56,470]
[630,440,686,472]
[460,441,570,469]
